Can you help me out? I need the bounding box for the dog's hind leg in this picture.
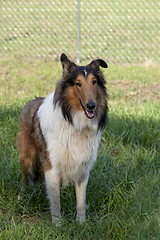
[18,171,28,200]
[17,131,37,199]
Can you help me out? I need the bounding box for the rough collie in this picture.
[17,53,108,223]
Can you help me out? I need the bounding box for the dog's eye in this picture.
[75,82,81,87]
[92,80,97,85]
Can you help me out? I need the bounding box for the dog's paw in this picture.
[52,216,62,227]
[17,193,22,200]
[76,215,86,224]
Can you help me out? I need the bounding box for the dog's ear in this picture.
[60,53,76,75]
[89,59,108,70]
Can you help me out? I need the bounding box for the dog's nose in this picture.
[86,101,96,111]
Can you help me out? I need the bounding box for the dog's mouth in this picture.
[85,109,95,119]
[80,100,95,119]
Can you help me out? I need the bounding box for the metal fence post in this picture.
[77,0,80,64]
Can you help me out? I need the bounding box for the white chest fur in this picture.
[38,93,101,185]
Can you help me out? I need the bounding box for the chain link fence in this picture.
[0,0,159,64]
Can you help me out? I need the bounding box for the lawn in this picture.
[0,56,160,239]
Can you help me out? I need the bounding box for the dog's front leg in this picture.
[75,174,89,223]
[45,169,61,223]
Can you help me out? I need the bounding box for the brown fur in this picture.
[74,73,97,108]
[64,72,97,114]
[17,97,51,191]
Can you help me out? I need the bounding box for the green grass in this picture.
[0,56,160,239]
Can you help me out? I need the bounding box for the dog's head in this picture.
[54,53,108,130]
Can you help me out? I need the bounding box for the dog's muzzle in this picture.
[80,100,96,119]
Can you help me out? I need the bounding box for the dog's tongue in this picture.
[85,109,94,119]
